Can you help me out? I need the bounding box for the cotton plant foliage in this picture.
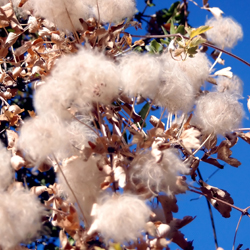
[0,0,248,249]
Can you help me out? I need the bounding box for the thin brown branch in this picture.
[129,33,250,67]
[197,168,218,250]
[232,214,243,250]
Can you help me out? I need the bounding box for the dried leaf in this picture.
[172,230,194,250]
[59,230,72,250]
[217,140,241,167]
[151,138,164,163]
[149,115,165,130]
[180,127,201,152]
[158,195,178,223]
[134,39,145,46]
[31,186,48,196]
[200,180,234,218]
[156,223,171,238]
[5,32,18,48]
[145,221,157,237]
[11,154,26,170]
[237,131,250,144]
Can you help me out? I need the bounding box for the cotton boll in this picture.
[0,189,43,249]
[130,149,189,196]
[215,75,243,98]
[0,142,13,191]
[59,156,105,225]
[24,0,90,31]
[193,92,244,135]
[18,115,71,166]
[156,54,195,113]
[205,17,243,49]
[119,53,162,99]
[177,52,211,91]
[93,0,136,23]
[91,194,151,242]
[35,49,119,119]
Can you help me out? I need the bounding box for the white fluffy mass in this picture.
[35,49,119,119]
[23,0,90,31]
[215,75,243,98]
[130,149,189,196]
[205,17,243,48]
[91,194,150,242]
[177,52,211,91]
[18,115,71,165]
[119,53,162,98]
[0,142,12,191]
[0,189,43,249]
[93,0,136,23]
[156,53,195,113]
[59,156,105,225]
[193,92,244,134]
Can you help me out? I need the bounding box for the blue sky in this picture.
[135,0,250,249]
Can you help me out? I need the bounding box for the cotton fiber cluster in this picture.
[0,190,43,249]
[193,92,243,134]
[119,53,162,99]
[205,17,243,49]
[130,149,189,196]
[93,0,136,23]
[35,49,119,119]
[90,194,150,242]
[0,142,12,191]
[24,0,91,31]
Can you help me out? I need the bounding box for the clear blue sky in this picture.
[135,0,250,249]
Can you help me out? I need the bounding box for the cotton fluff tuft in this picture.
[92,0,136,23]
[215,75,243,98]
[0,189,43,249]
[24,0,90,31]
[130,149,189,196]
[18,115,71,165]
[0,142,12,191]
[205,17,243,49]
[177,52,211,91]
[92,194,150,242]
[156,54,195,113]
[119,53,162,98]
[59,156,105,225]
[35,49,119,119]
[193,92,244,134]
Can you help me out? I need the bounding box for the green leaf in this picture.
[189,25,212,39]
[187,46,198,56]
[139,102,150,120]
[145,39,163,54]
[170,19,175,34]
[168,1,180,14]
[189,35,207,48]
[160,38,170,45]
[133,46,143,52]
[161,25,168,35]
[175,25,185,35]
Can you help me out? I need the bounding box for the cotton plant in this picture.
[0,0,248,250]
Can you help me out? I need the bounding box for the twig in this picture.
[232,214,243,250]
[52,154,89,228]
[190,188,250,215]
[197,168,218,249]
[183,0,188,28]
[129,33,250,67]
